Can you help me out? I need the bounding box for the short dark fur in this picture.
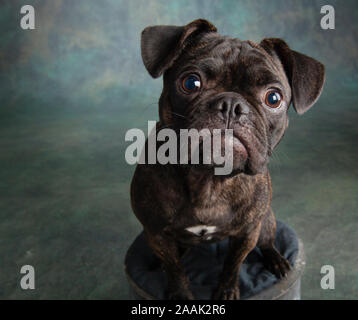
[131,19,325,299]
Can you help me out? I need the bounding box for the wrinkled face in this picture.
[161,33,291,175]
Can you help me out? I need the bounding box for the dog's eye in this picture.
[265,90,282,108]
[182,75,201,94]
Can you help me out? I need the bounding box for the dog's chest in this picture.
[170,174,265,244]
[172,204,237,244]
[185,224,218,240]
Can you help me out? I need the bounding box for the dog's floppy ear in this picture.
[260,38,325,115]
[141,19,217,78]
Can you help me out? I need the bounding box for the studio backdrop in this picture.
[0,0,357,299]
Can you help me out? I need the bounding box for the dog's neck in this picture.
[185,169,227,206]
[180,166,267,208]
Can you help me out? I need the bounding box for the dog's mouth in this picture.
[181,129,250,174]
[231,134,249,162]
[177,116,268,175]
[222,133,249,172]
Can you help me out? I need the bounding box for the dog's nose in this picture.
[215,97,248,121]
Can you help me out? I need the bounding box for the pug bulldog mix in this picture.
[131,19,325,300]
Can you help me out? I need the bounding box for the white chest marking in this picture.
[185,225,217,236]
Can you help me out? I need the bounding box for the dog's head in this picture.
[141,19,325,175]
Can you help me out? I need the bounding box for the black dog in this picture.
[131,19,325,299]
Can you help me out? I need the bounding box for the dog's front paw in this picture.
[262,248,291,278]
[168,287,194,300]
[212,285,240,300]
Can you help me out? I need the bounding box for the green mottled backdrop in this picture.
[0,0,357,299]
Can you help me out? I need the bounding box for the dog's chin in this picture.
[215,136,268,176]
[230,136,248,166]
[180,128,268,176]
[185,137,249,177]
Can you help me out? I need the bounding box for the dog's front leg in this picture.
[212,223,261,300]
[145,230,194,300]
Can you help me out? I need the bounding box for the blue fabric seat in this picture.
[125,220,299,299]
